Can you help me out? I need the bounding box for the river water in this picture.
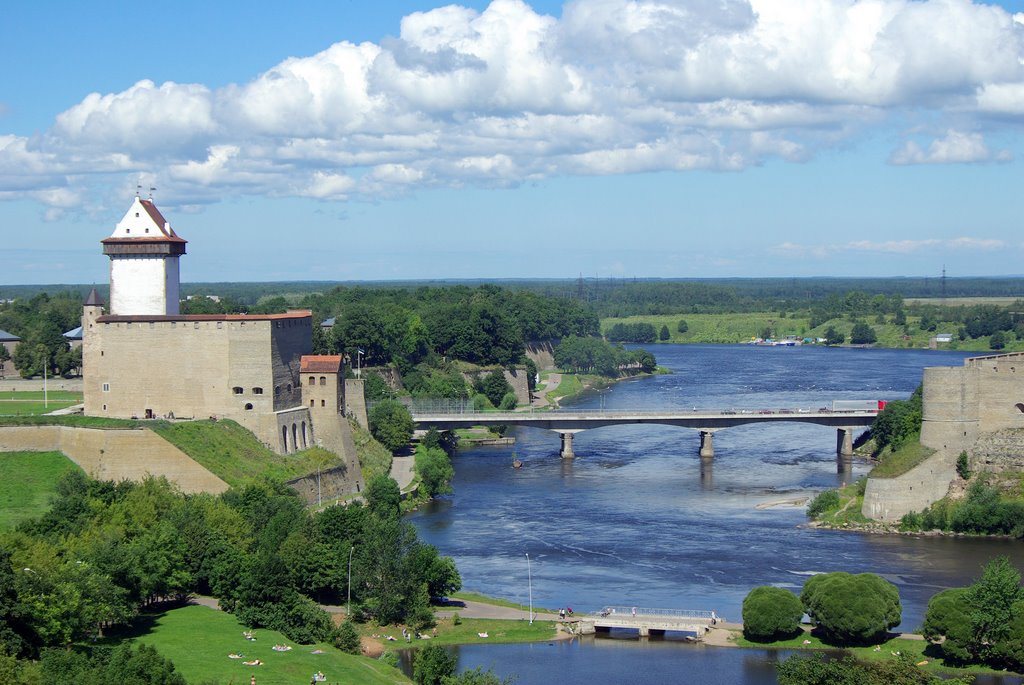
[407,345,1024,684]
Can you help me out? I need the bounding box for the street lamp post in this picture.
[526,552,533,624]
[347,546,355,617]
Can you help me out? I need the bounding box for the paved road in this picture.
[390,454,415,491]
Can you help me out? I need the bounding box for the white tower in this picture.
[102,196,187,316]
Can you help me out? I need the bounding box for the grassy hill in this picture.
[0,451,82,529]
[114,603,409,685]
[149,419,343,488]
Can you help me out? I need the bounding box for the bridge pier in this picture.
[560,432,576,459]
[836,428,855,461]
[699,430,715,459]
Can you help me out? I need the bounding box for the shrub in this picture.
[413,644,456,685]
[742,586,804,641]
[806,489,840,518]
[956,451,971,480]
[498,392,518,410]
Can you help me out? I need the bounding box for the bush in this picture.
[498,392,518,410]
[677,320,688,333]
[413,644,456,685]
[800,572,901,645]
[806,489,840,518]
[472,393,492,411]
[742,586,804,641]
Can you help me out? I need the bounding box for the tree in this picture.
[741,586,803,641]
[659,325,670,341]
[333,620,361,655]
[415,447,454,498]
[800,572,901,645]
[850,322,877,345]
[677,320,688,334]
[444,668,515,685]
[990,330,1007,350]
[478,369,512,408]
[368,400,414,452]
[823,327,845,346]
[365,474,402,520]
[414,644,457,685]
[963,557,1024,662]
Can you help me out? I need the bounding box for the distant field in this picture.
[601,312,1024,353]
[0,451,81,529]
[114,603,408,685]
[904,296,1024,306]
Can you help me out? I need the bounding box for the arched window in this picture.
[309,376,315,386]
[292,423,298,449]
[244,403,253,410]
[1016,403,1024,413]
[252,387,263,395]
[301,421,308,448]
[310,400,314,407]
[320,376,327,386]
[281,426,289,453]
[233,387,243,395]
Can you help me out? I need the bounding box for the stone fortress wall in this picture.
[0,425,228,494]
[84,311,314,452]
[863,351,1024,522]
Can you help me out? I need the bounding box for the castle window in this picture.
[135,212,139,217]
[253,387,263,395]
[274,386,280,395]
[216,322,222,329]
[309,376,315,385]
[319,376,326,386]
[310,400,314,407]
[125,229,130,234]
[102,383,110,392]
[171,322,177,328]
[287,384,292,393]
[321,399,326,407]
[244,403,253,410]
[145,228,149,234]
[194,322,200,329]
[1016,403,1024,413]
[149,322,155,329]
[233,387,243,395]
[103,404,107,411]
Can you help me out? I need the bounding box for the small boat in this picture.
[512,453,523,469]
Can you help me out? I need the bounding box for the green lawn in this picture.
[0,399,82,415]
[0,451,81,529]
[113,603,409,685]
[0,390,83,401]
[0,414,140,428]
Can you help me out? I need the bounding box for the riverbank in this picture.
[601,312,1021,353]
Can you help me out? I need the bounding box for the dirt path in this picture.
[435,599,559,622]
[390,454,415,491]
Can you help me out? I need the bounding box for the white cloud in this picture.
[890,130,1011,165]
[773,237,1006,257]
[2,0,1023,211]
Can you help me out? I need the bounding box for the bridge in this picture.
[576,606,718,638]
[407,405,876,460]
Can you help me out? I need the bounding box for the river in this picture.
[406,344,1024,684]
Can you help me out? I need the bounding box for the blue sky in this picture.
[2,0,1023,285]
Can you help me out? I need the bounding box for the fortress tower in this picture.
[102,195,186,316]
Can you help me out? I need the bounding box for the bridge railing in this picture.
[595,607,716,620]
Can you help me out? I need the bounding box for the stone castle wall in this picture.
[84,313,312,450]
[865,351,1024,522]
[0,425,228,494]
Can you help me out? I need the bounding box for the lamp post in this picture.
[347,545,355,617]
[356,349,363,378]
[526,552,533,624]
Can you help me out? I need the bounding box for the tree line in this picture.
[0,292,83,377]
[0,470,459,661]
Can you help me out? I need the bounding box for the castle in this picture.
[82,196,353,459]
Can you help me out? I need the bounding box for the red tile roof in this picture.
[97,310,312,323]
[301,355,343,373]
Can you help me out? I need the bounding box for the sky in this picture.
[2,0,1023,285]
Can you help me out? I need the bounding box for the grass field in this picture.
[110,603,409,685]
[0,451,81,529]
[601,312,1024,352]
[868,437,935,479]
[150,419,346,487]
[0,390,84,415]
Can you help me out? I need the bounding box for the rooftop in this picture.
[300,355,343,373]
[97,310,312,323]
